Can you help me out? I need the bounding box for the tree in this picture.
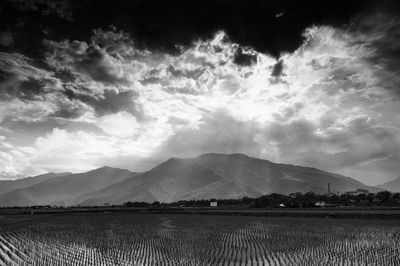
[151,201,161,207]
[376,191,392,203]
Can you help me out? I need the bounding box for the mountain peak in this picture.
[166,157,180,162]
[38,172,72,177]
[197,152,274,164]
[0,153,380,206]
[92,166,124,172]
[99,166,113,169]
[83,166,134,177]
[198,152,250,159]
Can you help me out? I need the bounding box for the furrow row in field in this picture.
[0,215,399,265]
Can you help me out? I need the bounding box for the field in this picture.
[0,214,399,265]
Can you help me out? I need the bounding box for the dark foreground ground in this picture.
[0,213,399,265]
[1,206,400,219]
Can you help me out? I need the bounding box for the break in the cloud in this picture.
[1,8,400,185]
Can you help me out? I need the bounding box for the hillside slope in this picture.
[0,172,71,195]
[0,167,136,206]
[0,154,379,206]
[79,153,378,205]
[379,177,400,192]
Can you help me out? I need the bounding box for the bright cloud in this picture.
[98,112,139,137]
[1,18,400,185]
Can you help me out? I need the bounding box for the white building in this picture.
[210,201,218,207]
[315,201,326,207]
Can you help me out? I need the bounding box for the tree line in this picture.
[123,191,400,208]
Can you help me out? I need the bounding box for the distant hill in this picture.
[79,153,379,205]
[0,167,136,207]
[379,177,400,192]
[0,154,380,207]
[0,172,71,195]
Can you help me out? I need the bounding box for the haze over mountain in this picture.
[0,167,136,207]
[79,153,379,206]
[0,153,381,207]
[379,177,400,192]
[0,172,71,195]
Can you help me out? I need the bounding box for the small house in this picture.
[210,201,218,207]
[315,201,326,207]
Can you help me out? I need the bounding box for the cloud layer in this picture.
[1,5,400,185]
[1,0,386,58]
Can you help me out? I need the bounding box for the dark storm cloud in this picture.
[14,78,44,99]
[1,0,400,183]
[76,47,129,85]
[0,44,140,121]
[0,31,13,47]
[0,53,54,101]
[0,0,76,58]
[233,48,258,66]
[44,40,129,85]
[50,106,85,120]
[354,12,400,96]
[271,60,284,77]
[64,89,142,119]
[0,0,382,60]
[167,66,205,80]
[1,0,74,20]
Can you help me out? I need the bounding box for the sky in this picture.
[0,0,400,185]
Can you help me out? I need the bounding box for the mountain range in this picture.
[0,172,71,195]
[379,176,400,193]
[0,153,382,207]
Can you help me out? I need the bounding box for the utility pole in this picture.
[328,183,331,196]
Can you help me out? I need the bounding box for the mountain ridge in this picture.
[0,168,136,206]
[0,172,71,195]
[379,176,400,192]
[79,153,379,205]
[0,153,381,207]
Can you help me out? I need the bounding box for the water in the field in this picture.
[0,214,399,265]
